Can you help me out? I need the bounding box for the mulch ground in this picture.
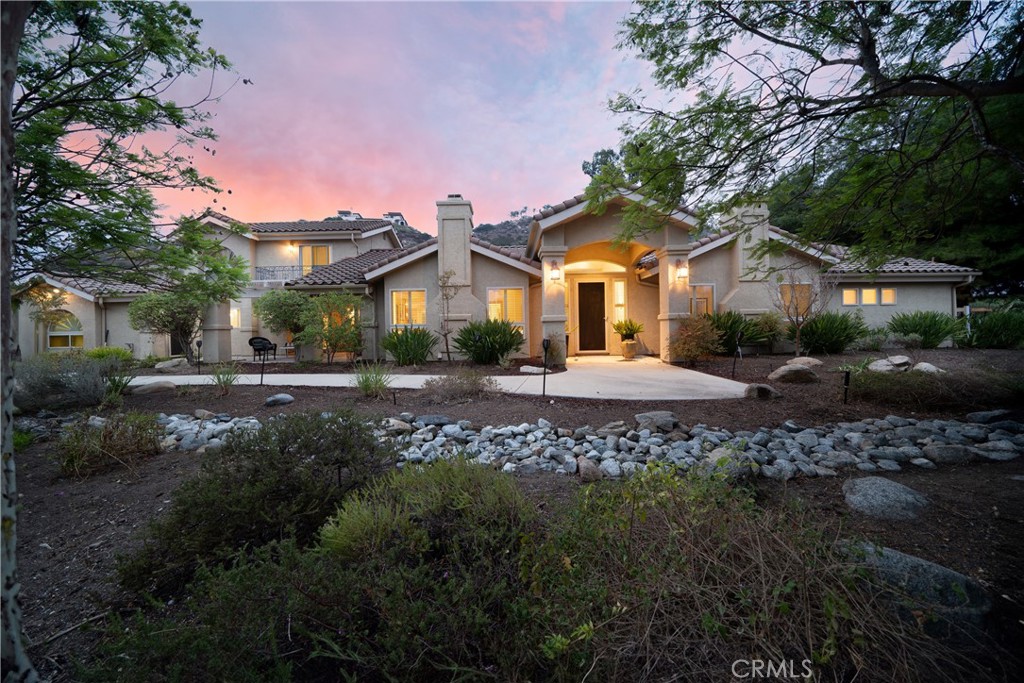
[14,347,1024,681]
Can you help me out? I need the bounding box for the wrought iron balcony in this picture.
[253,265,323,281]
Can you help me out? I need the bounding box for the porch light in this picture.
[675,260,689,281]
[549,261,561,281]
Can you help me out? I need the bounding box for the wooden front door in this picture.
[578,282,606,352]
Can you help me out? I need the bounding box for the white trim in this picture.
[470,243,542,276]
[364,243,439,281]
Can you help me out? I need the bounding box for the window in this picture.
[881,288,897,305]
[612,279,626,324]
[860,288,878,305]
[230,307,241,328]
[48,312,84,349]
[487,288,524,329]
[691,285,714,316]
[299,245,330,275]
[779,284,811,318]
[391,290,426,329]
[842,288,858,306]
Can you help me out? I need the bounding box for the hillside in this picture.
[393,223,433,247]
[472,211,534,246]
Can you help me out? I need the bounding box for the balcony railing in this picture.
[253,265,324,281]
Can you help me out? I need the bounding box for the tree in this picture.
[766,268,838,356]
[296,292,364,365]
[128,292,204,363]
[437,269,464,363]
[581,148,622,178]
[253,289,310,337]
[588,1,1024,259]
[3,3,237,676]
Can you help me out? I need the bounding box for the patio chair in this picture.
[248,336,278,361]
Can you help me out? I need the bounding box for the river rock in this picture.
[577,456,603,483]
[842,477,929,521]
[154,357,189,370]
[264,393,294,407]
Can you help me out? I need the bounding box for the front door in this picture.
[578,282,606,352]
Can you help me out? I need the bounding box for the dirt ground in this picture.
[13,348,1024,680]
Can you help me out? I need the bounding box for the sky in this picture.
[152,0,652,233]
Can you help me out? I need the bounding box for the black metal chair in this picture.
[248,336,277,361]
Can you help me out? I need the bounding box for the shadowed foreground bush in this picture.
[86,464,994,682]
[117,411,394,598]
[851,368,1024,410]
[58,412,161,478]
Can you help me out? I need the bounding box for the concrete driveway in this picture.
[130,355,748,401]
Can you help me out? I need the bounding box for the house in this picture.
[15,192,979,362]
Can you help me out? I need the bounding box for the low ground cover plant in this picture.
[421,368,498,403]
[381,327,438,365]
[453,319,524,364]
[117,411,394,598]
[887,311,960,349]
[89,464,977,682]
[58,412,161,478]
[211,362,241,396]
[791,311,867,354]
[14,352,114,411]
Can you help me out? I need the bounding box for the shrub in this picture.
[453,319,524,364]
[853,326,889,352]
[117,411,393,598]
[102,368,134,407]
[886,311,960,349]
[95,463,538,682]
[354,362,392,399]
[211,363,241,396]
[751,311,784,351]
[705,311,767,354]
[85,346,135,364]
[14,352,109,411]
[381,327,438,365]
[421,369,497,403]
[790,311,867,354]
[964,310,1024,349]
[13,430,34,451]
[58,412,161,478]
[297,291,363,364]
[669,316,724,364]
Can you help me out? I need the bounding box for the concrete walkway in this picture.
[129,355,748,401]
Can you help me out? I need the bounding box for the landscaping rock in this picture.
[634,410,678,432]
[745,383,782,400]
[519,365,546,375]
[129,380,177,395]
[786,356,822,367]
[417,414,452,427]
[599,459,622,478]
[912,362,945,374]
[154,357,189,370]
[966,409,1010,424]
[264,393,294,407]
[842,477,929,521]
[867,359,898,373]
[577,456,603,483]
[887,355,912,368]
[922,444,973,465]
[194,409,216,420]
[86,415,107,429]
[972,442,1021,462]
[767,364,819,384]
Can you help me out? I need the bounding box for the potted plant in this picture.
[613,319,643,340]
[612,319,643,360]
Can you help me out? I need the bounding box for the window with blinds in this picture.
[391,290,426,328]
[779,283,812,318]
[300,245,330,275]
[487,288,524,329]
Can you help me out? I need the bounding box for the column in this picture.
[657,246,693,362]
[538,246,568,357]
[201,301,232,363]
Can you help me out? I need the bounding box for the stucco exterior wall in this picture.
[828,280,958,327]
[690,242,737,313]
[469,252,531,358]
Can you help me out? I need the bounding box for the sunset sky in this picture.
[154,0,651,233]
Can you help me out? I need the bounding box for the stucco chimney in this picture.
[721,202,770,281]
[436,194,474,285]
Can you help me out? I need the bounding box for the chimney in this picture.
[721,202,770,282]
[436,194,473,285]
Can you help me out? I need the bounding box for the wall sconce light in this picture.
[675,260,689,281]
[549,261,561,281]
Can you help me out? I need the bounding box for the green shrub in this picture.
[58,412,161,478]
[138,354,169,369]
[790,311,867,354]
[453,319,524,364]
[669,316,724,364]
[964,310,1024,349]
[13,430,34,451]
[117,411,393,598]
[14,352,110,411]
[886,311,960,349]
[705,311,769,354]
[421,368,497,403]
[612,318,643,339]
[381,327,438,365]
[853,326,889,352]
[751,311,785,351]
[96,463,538,682]
[211,362,241,395]
[354,362,393,399]
[85,346,135,364]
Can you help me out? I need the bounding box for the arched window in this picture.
[48,312,85,350]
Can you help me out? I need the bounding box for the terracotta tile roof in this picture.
[37,274,165,297]
[361,237,438,273]
[250,218,392,234]
[286,249,404,286]
[829,256,978,274]
[533,194,586,221]
[469,237,539,267]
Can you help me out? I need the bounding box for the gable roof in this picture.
[285,249,404,287]
[17,273,163,301]
[249,218,393,234]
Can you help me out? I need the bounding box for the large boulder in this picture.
[154,357,189,370]
[634,410,678,433]
[786,356,823,367]
[922,444,973,465]
[767,364,819,384]
[745,383,782,400]
[842,477,929,521]
[129,380,177,395]
[264,393,294,407]
[966,409,1010,424]
[912,362,945,374]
